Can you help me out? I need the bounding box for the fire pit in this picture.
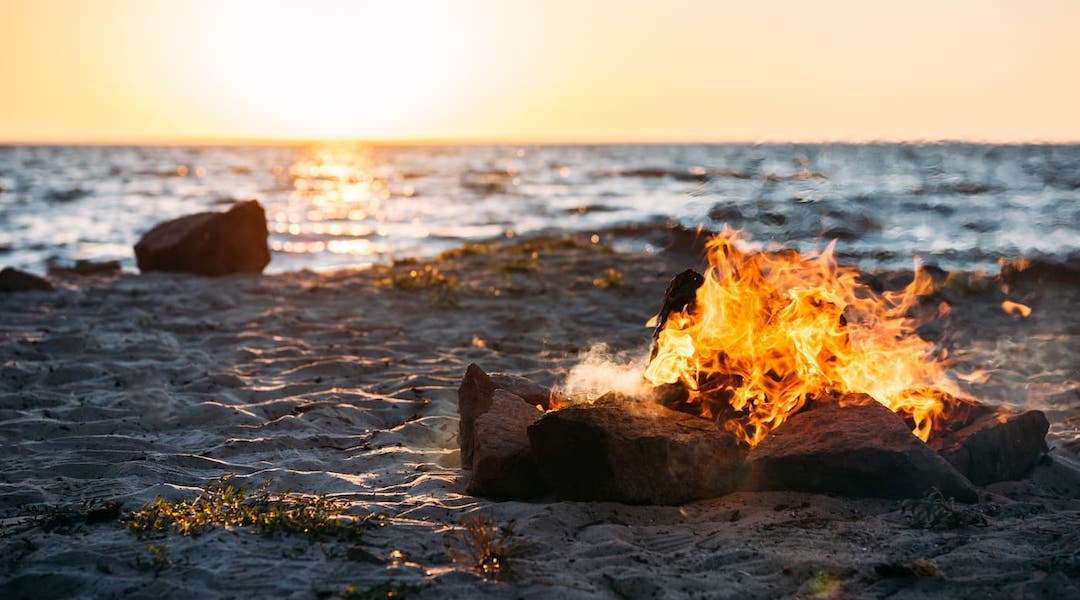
[459,231,1049,505]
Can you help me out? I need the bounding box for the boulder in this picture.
[134,200,270,276]
[458,364,554,469]
[467,390,546,499]
[930,408,1049,485]
[490,373,554,410]
[0,267,53,292]
[746,394,977,502]
[527,398,746,505]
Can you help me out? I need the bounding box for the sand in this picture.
[1,232,1078,599]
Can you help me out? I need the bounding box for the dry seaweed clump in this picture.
[125,477,382,540]
[445,513,525,581]
[592,267,625,288]
[901,488,988,530]
[375,262,459,292]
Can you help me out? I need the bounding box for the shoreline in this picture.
[2,234,1078,598]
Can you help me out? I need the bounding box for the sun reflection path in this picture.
[268,145,398,262]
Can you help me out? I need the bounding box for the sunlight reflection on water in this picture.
[0,142,1078,274]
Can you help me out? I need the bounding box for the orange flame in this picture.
[644,229,962,446]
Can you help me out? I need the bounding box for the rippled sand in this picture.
[1,235,1078,598]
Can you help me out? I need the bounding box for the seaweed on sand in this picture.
[125,476,383,540]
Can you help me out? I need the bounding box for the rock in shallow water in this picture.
[0,267,53,292]
[746,394,978,502]
[527,399,746,505]
[467,390,546,499]
[134,200,270,276]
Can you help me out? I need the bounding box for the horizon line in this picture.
[3,135,1080,147]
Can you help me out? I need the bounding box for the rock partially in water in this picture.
[0,267,53,292]
[47,259,122,277]
[746,395,978,502]
[527,399,746,505]
[134,200,270,276]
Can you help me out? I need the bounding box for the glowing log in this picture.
[746,394,978,502]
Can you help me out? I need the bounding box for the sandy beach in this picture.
[1,229,1077,599]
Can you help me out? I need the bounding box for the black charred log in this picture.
[650,269,705,359]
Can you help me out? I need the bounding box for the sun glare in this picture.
[190,2,469,140]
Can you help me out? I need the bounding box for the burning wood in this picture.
[459,231,1051,505]
[645,229,958,446]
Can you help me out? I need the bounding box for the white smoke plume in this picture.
[560,343,652,403]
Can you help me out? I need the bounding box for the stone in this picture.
[930,408,1049,485]
[998,257,1080,286]
[746,394,977,502]
[467,390,546,499]
[47,259,122,277]
[0,267,53,292]
[490,373,554,410]
[527,399,746,505]
[458,364,554,470]
[458,364,498,470]
[134,200,270,276]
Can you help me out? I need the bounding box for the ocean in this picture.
[1,142,1078,274]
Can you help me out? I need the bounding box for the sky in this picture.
[1,0,1078,143]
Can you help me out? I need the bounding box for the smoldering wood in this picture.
[527,395,746,505]
[746,394,978,502]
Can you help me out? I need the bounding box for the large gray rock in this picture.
[930,408,1049,485]
[527,398,746,505]
[467,390,546,499]
[134,200,270,276]
[746,394,978,502]
[0,267,53,292]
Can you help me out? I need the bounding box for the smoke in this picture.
[560,343,652,402]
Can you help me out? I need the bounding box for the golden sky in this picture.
[2,0,1078,143]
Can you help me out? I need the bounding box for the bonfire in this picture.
[459,230,1049,505]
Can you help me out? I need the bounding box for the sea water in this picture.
[1,142,1078,274]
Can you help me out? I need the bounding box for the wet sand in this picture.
[1,233,1078,598]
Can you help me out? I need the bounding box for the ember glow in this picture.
[1001,300,1032,318]
[645,229,962,446]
